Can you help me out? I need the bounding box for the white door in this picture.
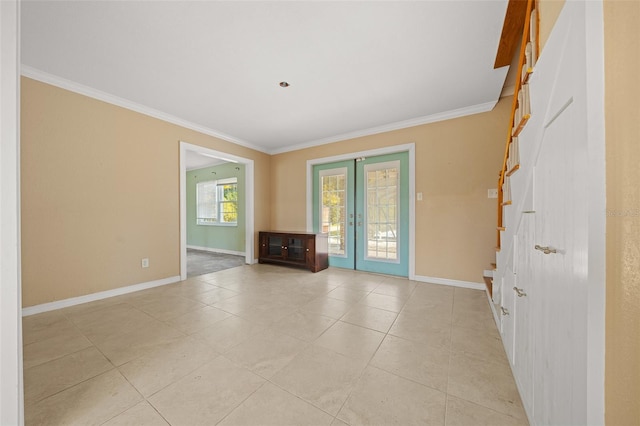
[532,75,588,426]
[513,212,535,413]
[500,266,515,362]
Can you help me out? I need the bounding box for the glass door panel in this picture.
[356,153,408,276]
[313,161,355,268]
[268,236,283,257]
[287,237,305,261]
[364,162,399,262]
[321,171,347,256]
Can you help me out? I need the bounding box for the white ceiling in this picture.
[184,150,228,171]
[20,1,510,155]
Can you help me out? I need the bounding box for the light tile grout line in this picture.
[225,273,393,424]
[58,299,211,424]
[329,277,417,422]
[23,349,115,406]
[211,371,270,426]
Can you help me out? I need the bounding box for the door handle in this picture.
[535,245,557,254]
[501,307,510,316]
[513,287,527,297]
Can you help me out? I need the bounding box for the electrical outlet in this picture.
[488,189,498,199]
[417,192,423,201]
[141,258,149,268]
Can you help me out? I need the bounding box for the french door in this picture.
[312,152,409,276]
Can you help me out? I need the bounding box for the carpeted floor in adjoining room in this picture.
[187,248,245,277]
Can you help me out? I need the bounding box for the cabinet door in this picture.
[305,237,316,270]
[286,237,306,263]
[513,213,535,412]
[267,235,285,259]
[259,234,269,259]
[500,268,515,362]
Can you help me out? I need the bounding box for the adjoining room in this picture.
[184,150,247,277]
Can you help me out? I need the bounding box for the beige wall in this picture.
[271,98,510,282]
[604,1,640,425]
[538,0,566,51]
[20,77,271,307]
[19,75,510,301]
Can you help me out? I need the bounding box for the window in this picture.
[196,177,238,225]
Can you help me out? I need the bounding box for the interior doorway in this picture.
[179,141,255,280]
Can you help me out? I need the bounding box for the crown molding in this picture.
[20,66,269,154]
[269,100,498,155]
[22,66,499,156]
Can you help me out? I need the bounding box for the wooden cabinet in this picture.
[258,231,328,273]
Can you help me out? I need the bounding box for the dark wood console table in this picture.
[258,231,328,272]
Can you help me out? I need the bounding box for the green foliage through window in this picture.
[196,178,238,225]
[321,173,346,255]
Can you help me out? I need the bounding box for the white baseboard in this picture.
[483,269,494,278]
[22,275,181,317]
[413,275,485,290]
[187,245,245,257]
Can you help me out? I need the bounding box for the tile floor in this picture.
[23,264,528,426]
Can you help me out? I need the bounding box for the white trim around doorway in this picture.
[179,141,255,280]
[306,143,416,280]
[1,0,24,423]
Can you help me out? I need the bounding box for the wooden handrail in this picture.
[496,0,536,250]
